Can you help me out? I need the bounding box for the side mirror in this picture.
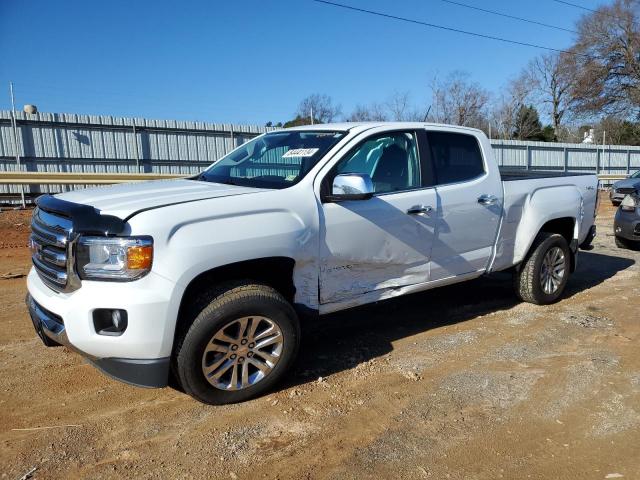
[327,173,374,201]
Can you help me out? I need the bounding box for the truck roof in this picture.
[280,122,484,135]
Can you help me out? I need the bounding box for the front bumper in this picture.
[610,192,625,204]
[26,268,179,388]
[614,208,640,241]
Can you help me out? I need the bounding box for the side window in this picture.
[335,132,421,194]
[427,132,485,185]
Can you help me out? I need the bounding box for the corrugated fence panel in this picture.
[0,110,269,199]
[4,111,640,202]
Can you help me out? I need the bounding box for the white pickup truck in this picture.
[26,122,598,404]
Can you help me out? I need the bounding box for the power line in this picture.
[312,0,593,58]
[441,0,578,34]
[552,0,639,27]
[551,0,602,14]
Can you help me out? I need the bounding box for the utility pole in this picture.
[9,82,26,208]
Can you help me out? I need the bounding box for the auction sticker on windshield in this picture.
[283,148,319,158]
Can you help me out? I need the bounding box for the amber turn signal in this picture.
[127,245,153,270]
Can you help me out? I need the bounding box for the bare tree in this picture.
[570,0,640,117]
[296,94,342,124]
[490,74,535,139]
[346,103,388,122]
[526,53,578,139]
[429,71,490,128]
[385,91,424,121]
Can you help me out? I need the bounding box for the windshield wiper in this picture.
[192,174,239,186]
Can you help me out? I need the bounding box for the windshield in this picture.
[196,130,346,189]
[632,170,640,178]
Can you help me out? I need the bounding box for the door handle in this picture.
[407,204,433,215]
[477,194,498,206]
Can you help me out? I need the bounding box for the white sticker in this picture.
[283,148,319,158]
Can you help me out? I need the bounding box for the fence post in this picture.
[229,127,234,152]
[596,147,600,174]
[132,124,140,173]
[526,145,531,170]
[563,147,568,172]
[627,149,631,175]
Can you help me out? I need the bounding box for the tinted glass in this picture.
[335,132,421,194]
[427,132,484,185]
[197,130,345,189]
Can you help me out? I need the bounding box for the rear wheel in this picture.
[173,281,300,404]
[514,233,571,305]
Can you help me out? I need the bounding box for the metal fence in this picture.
[0,110,269,199]
[491,139,640,178]
[2,110,639,202]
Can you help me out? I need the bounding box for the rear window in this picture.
[427,132,485,185]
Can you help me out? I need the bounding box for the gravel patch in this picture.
[542,354,620,419]
[591,393,640,437]
[390,330,480,374]
[561,312,614,329]
[437,369,543,410]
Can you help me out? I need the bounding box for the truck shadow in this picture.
[283,251,634,391]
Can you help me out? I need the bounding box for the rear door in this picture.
[426,130,503,281]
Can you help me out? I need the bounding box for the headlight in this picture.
[620,194,638,212]
[76,236,153,281]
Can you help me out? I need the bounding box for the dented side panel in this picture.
[318,190,438,304]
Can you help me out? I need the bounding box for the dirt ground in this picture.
[1,195,639,480]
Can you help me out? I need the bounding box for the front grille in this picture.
[30,207,74,292]
[617,187,637,195]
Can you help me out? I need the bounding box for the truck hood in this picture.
[55,179,267,219]
[613,178,640,190]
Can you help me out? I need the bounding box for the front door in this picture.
[319,130,437,306]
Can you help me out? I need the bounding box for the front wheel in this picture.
[173,282,300,404]
[514,233,571,305]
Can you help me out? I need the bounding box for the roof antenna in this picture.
[423,105,431,122]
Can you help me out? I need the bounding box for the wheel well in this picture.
[539,217,575,244]
[176,257,296,328]
[539,217,577,272]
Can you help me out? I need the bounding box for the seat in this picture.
[371,144,409,192]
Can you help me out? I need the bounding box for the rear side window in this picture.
[427,132,484,185]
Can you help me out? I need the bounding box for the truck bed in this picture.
[490,170,599,273]
[500,168,594,181]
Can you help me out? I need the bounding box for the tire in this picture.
[173,281,300,405]
[615,236,628,249]
[514,233,571,305]
[615,235,640,250]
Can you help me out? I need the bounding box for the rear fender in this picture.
[513,186,582,265]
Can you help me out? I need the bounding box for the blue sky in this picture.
[0,0,604,125]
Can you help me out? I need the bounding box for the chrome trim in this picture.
[478,194,499,206]
[27,295,97,359]
[31,221,68,248]
[32,255,68,286]
[30,207,81,293]
[332,173,374,197]
[407,204,433,215]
